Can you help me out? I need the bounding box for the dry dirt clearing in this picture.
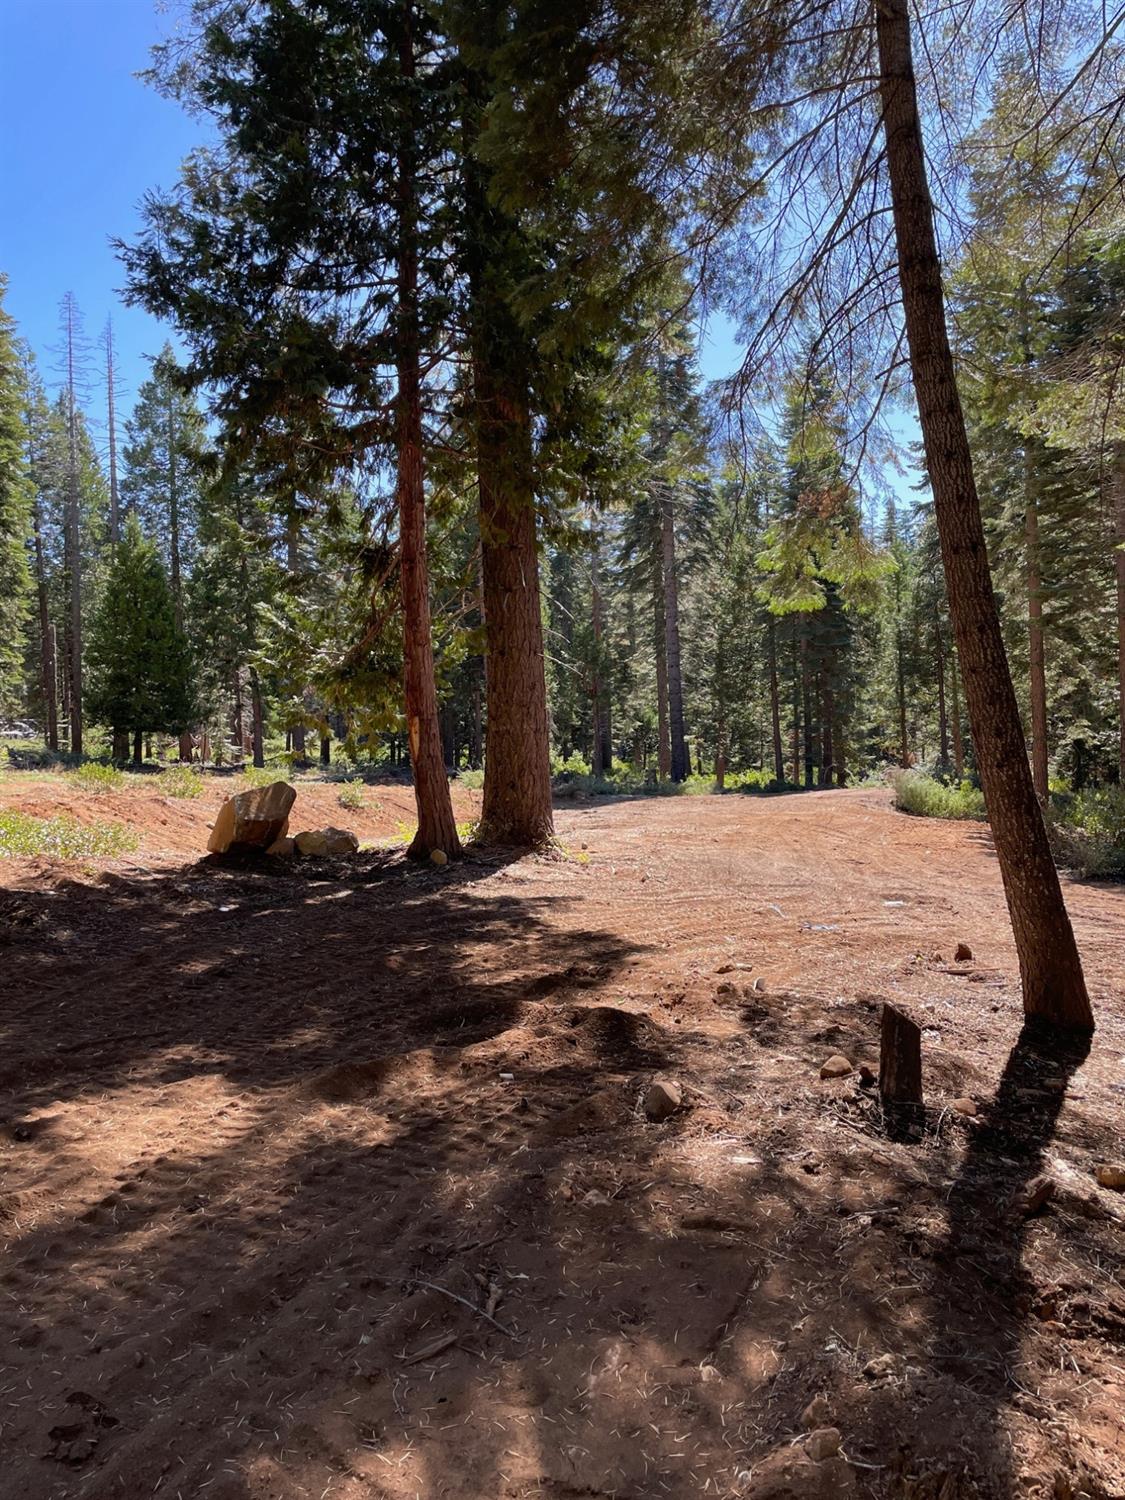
[1,788,1124,1500]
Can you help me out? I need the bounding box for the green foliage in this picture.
[159,764,204,799]
[0,808,138,859]
[337,780,365,810]
[1047,788,1125,879]
[86,513,196,744]
[68,761,125,794]
[890,770,987,821]
[0,276,32,712]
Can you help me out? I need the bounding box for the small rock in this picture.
[699,1363,722,1384]
[1095,1164,1125,1190]
[753,977,767,993]
[954,941,973,962]
[862,1353,900,1381]
[294,826,360,857]
[858,1064,876,1088]
[951,1096,977,1117]
[1011,1175,1055,1218]
[804,1427,842,1462]
[266,835,295,857]
[430,849,448,866]
[643,1079,682,1121]
[802,1395,832,1429]
[819,1054,853,1079]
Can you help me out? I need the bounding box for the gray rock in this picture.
[819,1054,854,1079]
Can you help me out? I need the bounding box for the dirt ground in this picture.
[2,785,1124,1500]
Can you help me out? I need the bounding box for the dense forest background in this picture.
[0,1,1122,865]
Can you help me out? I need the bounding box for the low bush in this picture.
[337,780,366,810]
[0,809,139,859]
[1047,785,1125,879]
[890,769,986,821]
[68,762,126,794]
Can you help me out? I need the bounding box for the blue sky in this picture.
[0,0,921,509]
[0,0,199,417]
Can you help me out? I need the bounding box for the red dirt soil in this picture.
[1,787,1123,1500]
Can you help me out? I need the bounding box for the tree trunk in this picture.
[876,0,1092,1030]
[65,397,82,756]
[1025,452,1048,802]
[935,621,949,772]
[821,676,835,787]
[950,648,965,778]
[590,537,612,775]
[791,645,801,786]
[801,636,814,787]
[132,729,143,768]
[320,734,331,766]
[248,666,265,768]
[232,670,244,761]
[662,492,688,781]
[768,617,784,784]
[653,533,671,779]
[396,7,461,861]
[896,624,908,767]
[1113,445,1125,785]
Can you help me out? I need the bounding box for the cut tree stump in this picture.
[879,1003,923,1105]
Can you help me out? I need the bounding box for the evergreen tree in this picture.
[86,513,195,764]
[0,277,32,715]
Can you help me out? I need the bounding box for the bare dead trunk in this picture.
[232,670,244,761]
[104,320,120,548]
[876,0,1091,1030]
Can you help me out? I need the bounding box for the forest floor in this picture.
[2,784,1124,1500]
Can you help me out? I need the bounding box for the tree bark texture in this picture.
[661,492,688,782]
[876,0,1092,1029]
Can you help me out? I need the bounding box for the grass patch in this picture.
[159,765,205,799]
[0,809,139,859]
[890,769,986,821]
[68,762,126,794]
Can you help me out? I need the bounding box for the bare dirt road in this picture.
[2,788,1123,1499]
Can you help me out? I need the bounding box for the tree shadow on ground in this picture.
[0,852,1115,1500]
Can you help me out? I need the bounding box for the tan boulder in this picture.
[207,781,296,854]
[294,826,360,857]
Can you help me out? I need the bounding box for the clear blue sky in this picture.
[0,0,200,419]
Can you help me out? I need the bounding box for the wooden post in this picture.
[879,1003,923,1105]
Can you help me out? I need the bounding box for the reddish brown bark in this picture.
[876,0,1092,1030]
[397,6,460,861]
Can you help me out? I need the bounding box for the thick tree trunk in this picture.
[231,670,244,761]
[896,625,908,767]
[801,637,814,787]
[397,9,461,861]
[821,677,835,787]
[132,729,143,768]
[65,441,82,756]
[791,646,801,786]
[105,321,121,549]
[876,0,1091,1030]
[662,493,688,782]
[590,539,612,775]
[768,618,785,785]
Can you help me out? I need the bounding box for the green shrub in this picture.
[68,762,126,794]
[457,768,484,791]
[159,765,204,799]
[1047,786,1125,878]
[0,809,139,859]
[890,769,986,821]
[337,780,366,810]
[236,765,283,788]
